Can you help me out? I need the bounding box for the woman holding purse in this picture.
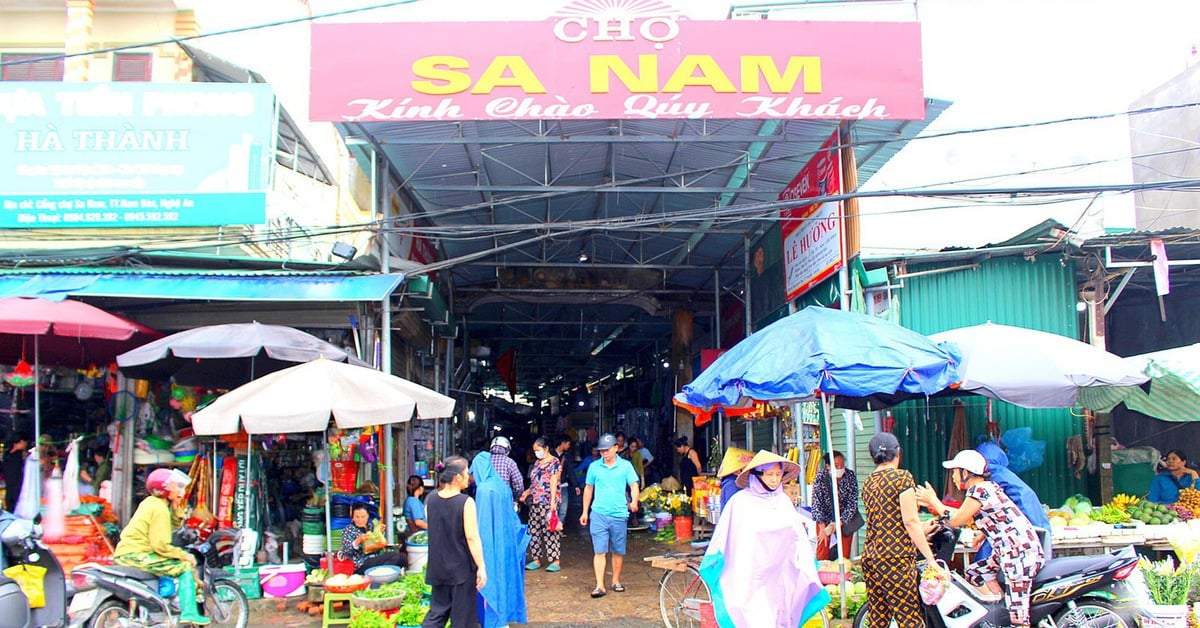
[812,450,861,560]
[520,437,562,572]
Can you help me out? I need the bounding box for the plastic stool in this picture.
[322,592,354,628]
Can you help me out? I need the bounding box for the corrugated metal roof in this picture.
[348,99,952,392]
[887,254,1088,508]
[0,266,370,277]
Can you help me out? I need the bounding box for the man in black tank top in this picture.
[423,456,487,627]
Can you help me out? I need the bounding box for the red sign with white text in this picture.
[781,132,843,302]
[309,6,924,121]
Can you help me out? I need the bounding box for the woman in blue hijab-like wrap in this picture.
[975,441,1050,560]
[470,451,530,628]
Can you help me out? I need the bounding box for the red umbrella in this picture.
[0,297,159,502]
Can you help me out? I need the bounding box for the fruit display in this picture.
[1108,494,1140,511]
[1126,501,1178,525]
[1178,488,1200,515]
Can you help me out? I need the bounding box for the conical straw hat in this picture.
[716,447,755,478]
[736,450,800,489]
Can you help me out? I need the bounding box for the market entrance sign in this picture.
[0,83,275,228]
[309,6,924,121]
[782,132,843,302]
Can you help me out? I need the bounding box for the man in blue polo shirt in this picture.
[580,433,639,599]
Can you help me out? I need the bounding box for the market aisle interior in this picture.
[249,519,668,627]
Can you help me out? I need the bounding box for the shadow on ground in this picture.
[248,518,691,626]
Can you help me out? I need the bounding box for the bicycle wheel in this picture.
[659,565,712,628]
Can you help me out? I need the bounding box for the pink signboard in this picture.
[310,8,924,122]
[781,132,843,302]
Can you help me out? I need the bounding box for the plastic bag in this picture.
[4,564,46,608]
[1000,427,1046,474]
[549,509,562,533]
[919,562,951,605]
[14,456,40,520]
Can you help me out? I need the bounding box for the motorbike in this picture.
[853,524,1151,628]
[0,512,71,628]
[68,536,250,628]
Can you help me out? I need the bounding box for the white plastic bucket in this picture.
[407,544,429,572]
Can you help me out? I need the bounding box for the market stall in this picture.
[674,305,964,617]
[189,357,455,595]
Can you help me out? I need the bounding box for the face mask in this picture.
[535,450,546,459]
[833,469,845,479]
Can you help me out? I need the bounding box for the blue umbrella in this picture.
[674,306,962,416]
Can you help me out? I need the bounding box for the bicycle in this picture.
[646,551,712,628]
[646,550,834,628]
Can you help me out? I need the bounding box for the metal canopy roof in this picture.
[349,102,950,397]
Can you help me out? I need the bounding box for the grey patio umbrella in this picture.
[116,321,368,389]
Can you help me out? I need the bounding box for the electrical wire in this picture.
[0,1,425,69]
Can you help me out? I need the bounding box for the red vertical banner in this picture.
[496,348,518,397]
[780,132,844,302]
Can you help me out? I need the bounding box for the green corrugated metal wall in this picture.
[888,254,1088,508]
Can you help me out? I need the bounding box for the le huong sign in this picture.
[310,2,924,122]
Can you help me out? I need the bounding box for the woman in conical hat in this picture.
[700,451,830,627]
[715,447,754,512]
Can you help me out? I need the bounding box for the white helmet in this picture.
[491,436,511,451]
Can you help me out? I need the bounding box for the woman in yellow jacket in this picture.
[113,468,209,625]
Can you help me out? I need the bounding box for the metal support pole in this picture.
[822,393,847,619]
[379,150,398,543]
[713,269,721,348]
[744,235,753,337]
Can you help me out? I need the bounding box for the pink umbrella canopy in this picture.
[0,297,160,507]
[0,297,160,367]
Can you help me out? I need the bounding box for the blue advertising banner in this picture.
[0,82,275,228]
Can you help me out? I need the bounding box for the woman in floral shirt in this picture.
[520,436,562,572]
[917,450,1045,628]
[811,450,859,559]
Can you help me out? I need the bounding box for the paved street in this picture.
[248,523,671,627]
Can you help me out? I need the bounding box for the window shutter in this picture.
[1,54,64,81]
[113,53,152,82]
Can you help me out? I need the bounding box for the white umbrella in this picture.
[117,322,369,390]
[190,357,456,556]
[931,322,1148,409]
[190,357,456,435]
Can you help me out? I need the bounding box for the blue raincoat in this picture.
[470,452,530,628]
[976,442,1050,560]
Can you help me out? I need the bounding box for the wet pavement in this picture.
[249,521,686,627]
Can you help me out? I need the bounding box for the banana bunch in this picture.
[1109,493,1140,511]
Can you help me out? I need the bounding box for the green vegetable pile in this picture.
[348,608,394,628]
[397,573,431,599]
[407,531,429,545]
[653,526,676,542]
[354,582,406,599]
[346,575,431,627]
[1089,505,1132,524]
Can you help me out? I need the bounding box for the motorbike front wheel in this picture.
[87,599,132,628]
[852,604,901,628]
[202,579,249,628]
[1053,599,1130,628]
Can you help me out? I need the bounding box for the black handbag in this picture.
[840,510,866,535]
